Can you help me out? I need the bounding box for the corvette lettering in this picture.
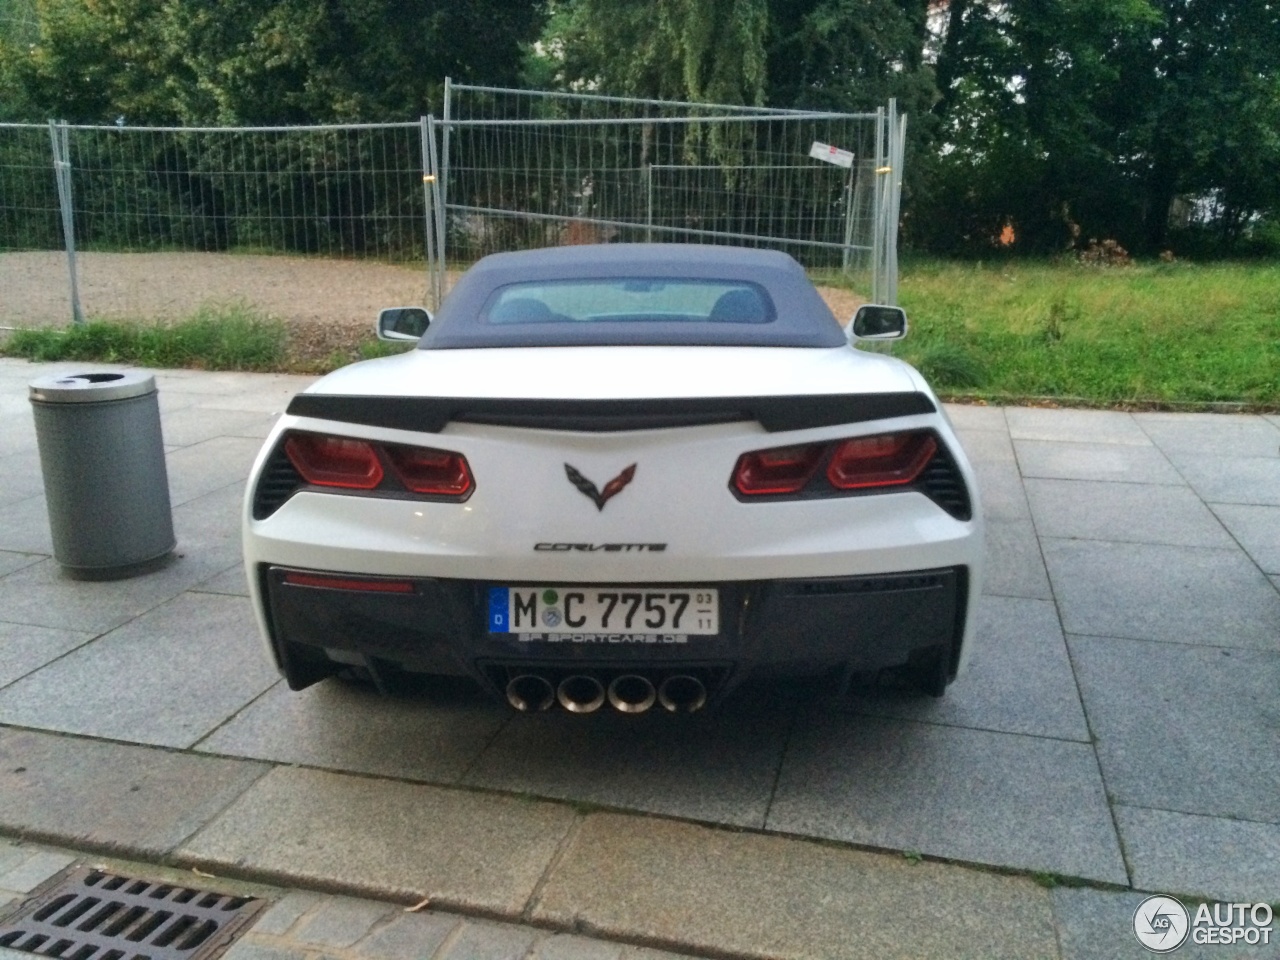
[534,543,667,552]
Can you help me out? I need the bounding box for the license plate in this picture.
[488,586,718,636]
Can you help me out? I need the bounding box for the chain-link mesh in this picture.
[55,123,427,259]
[443,84,890,292]
[0,123,62,251]
[0,122,435,327]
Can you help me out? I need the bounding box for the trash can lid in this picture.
[29,370,157,403]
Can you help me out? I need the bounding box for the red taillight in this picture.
[283,572,414,593]
[285,433,383,489]
[732,443,825,496]
[827,432,937,489]
[385,444,473,497]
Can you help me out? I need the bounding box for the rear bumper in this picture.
[259,563,970,704]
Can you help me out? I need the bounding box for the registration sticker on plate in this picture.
[488,586,718,636]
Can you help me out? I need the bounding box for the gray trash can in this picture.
[29,371,176,579]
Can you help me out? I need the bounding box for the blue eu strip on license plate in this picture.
[488,586,510,632]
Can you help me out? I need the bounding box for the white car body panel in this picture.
[244,346,984,676]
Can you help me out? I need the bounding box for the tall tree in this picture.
[0,0,545,124]
[528,0,769,105]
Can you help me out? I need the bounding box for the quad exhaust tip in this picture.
[658,674,707,713]
[557,675,606,713]
[607,674,657,714]
[507,671,707,714]
[506,674,556,712]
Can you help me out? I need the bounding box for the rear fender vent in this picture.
[918,443,972,521]
[251,443,303,520]
[0,866,267,960]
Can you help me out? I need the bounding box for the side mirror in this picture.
[850,304,908,341]
[377,306,431,342]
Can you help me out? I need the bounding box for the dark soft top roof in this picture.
[419,243,847,349]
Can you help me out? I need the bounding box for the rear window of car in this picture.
[482,278,776,326]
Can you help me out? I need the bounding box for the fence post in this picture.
[644,163,653,242]
[47,120,84,325]
[886,106,906,306]
[439,76,452,273]
[871,107,885,303]
[424,115,445,308]
[419,116,438,310]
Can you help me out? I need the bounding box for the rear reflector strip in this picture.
[283,572,415,593]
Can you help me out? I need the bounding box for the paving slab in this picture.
[767,714,1127,884]
[0,452,46,508]
[0,550,44,579]
[0,728,268,856]
[1114,806,1280,903]
[0,495,53,555]
[973,460,1032,522]
[197,679,509,785]
[1210,503,1280,574]
[175,766,579,915]
[158,406,281,449]
[534,933,624,960]
[0,592,279,748]
[1165,452,1280,506]
[1006,408,1151,445]
[291,894,395,949]
[463,686,794,828]
[0,841,31,884]
[1134,414,1280,459]
[981,518,1053,599]
[943,402,1008,432]
[438,921,538,960]
[349,910,460,960]
[953,427,1015,463]
[165,436,266,506]
[1043,539,1280,650]
[0,849,76,893]
[531,813,1059,960]
[191,563,251,596]
[0,480,243,634]
[250,890,326,937]
[1025,479,1235,547]
[1014,439,1184,485]
[845,596,1089,741]
[1051,888,1241,960]
[0,620,95,689]
[1067,634,1280,823]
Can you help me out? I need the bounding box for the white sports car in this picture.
[243,244,983,714]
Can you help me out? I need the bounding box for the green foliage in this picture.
[0,0,544,124]
[894,259,1280,405]
[916,0,1280,257]
[3,303,286,370]
[529,0,768,105]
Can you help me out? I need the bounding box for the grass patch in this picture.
[886,259,1280,407]
[3,303,286,371]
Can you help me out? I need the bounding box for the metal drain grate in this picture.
[0,866,268,960]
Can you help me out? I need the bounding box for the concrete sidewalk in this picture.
[0,357,1277,959]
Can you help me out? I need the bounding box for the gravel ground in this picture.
[0,250,865,369]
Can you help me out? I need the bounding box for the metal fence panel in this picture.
[442,83,901,300]
[0,87,904,332]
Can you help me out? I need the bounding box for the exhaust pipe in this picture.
[557,675,606,714]
[607,674,656,714]
[506,674,555,713]
[658,674,707,713]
